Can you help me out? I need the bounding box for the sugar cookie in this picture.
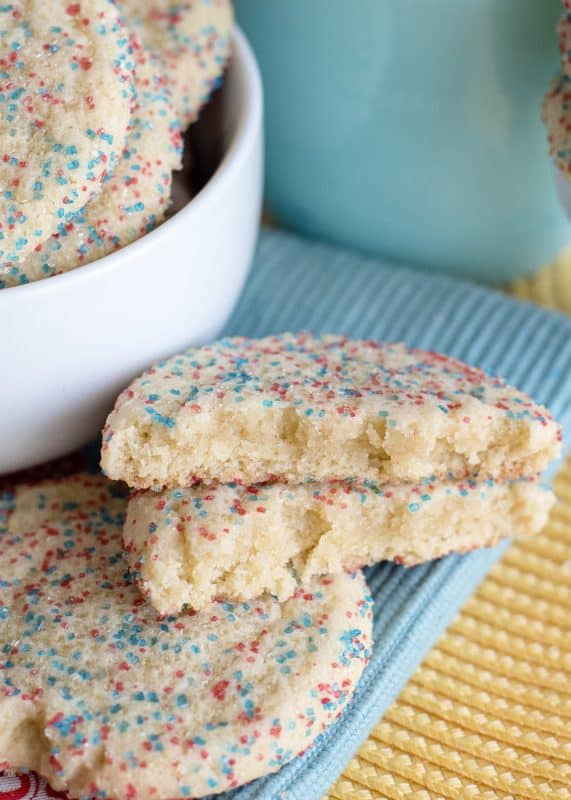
[0,0,135,274]
[101,334,561,489]
[2,49,182,287]
[117,0,233,127]
[0,474,372,799]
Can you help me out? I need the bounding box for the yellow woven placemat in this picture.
[325,256,571,800]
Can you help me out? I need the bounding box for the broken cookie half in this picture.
[124,476,554,614]
[101,334,561,490]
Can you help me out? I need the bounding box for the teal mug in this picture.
[236,0,570,284]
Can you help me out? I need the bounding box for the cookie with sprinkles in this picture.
[543,71,571,178]
[0,473,372,799]
[123,477,554,614]
[2,48,183,287]
[542,11,571,179]
[101,333,562,489]
[7,472,128,532]
[0,0,135,277]
[116,0,233,127]
[559,10,571,79]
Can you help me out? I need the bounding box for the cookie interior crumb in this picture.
[104,397,558,489]
[124,479,553,614]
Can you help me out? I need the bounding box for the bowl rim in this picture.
[0,26,262,303]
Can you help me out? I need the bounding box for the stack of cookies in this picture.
[0,472,372,798]
[0,333,560,800]
[102,333,559,615]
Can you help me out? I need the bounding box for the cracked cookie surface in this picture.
[0,473,372,799]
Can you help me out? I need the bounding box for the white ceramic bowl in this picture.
[0,28,263,474]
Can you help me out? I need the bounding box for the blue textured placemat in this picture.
[207,229,571,800]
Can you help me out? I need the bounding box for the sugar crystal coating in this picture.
[543,72,571,178]
[2,42,183,286]
[116,0,233,127]
[0,0,136,275]
[0,473,372,799]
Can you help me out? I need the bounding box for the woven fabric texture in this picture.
[325,247,571,800]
